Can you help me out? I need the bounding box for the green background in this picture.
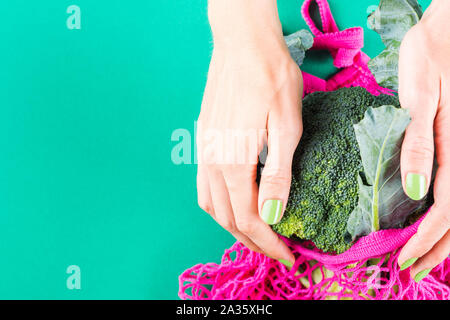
[0,0,431,299]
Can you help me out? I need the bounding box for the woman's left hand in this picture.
[397,0,450,282]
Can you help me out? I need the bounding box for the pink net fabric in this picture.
[179,212,450,300]
[178,0,450,300]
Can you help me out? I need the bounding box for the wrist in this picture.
[208,0,285,52]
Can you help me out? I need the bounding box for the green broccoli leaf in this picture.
[347,105,426,240]
[367,0,423,90]
[284,29,314,67]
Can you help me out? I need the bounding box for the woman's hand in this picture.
[398,0,450,282]
[196,0,302,264]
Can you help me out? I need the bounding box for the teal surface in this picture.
[0,0,431,299]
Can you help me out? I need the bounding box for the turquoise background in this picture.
[0,0,431,299]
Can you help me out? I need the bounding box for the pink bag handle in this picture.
[300,0,393,96]
[302,0,339,35]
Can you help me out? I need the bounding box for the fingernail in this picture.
[400,257,418,271]
[405,173,427,200]
[261,200,283,225]
[278,259,300,276]
[414,268,432,283]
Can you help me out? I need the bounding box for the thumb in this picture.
[258,105,302,225]
[398,36,439,201]
[400,117,435,200]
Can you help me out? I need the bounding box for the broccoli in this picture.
[272,87,401,254]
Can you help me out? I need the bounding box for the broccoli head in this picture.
[272,87,400,254]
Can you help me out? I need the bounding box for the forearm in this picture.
[207,0,286,52]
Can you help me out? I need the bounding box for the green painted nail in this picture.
[405,173,427,200]
[400,257,418,271]
[261,200,283,225]
[414,268,432,283]
[278,259,300,276]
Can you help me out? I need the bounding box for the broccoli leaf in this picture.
[347,105,426,240]
[284,29,314,67]
[367,0,423,90]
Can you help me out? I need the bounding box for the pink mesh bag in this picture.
[179,0,450,300]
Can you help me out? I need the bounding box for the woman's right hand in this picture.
[196,0,303,264]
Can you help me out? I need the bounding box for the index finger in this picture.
[222,164,295,263]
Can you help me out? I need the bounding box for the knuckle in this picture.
[425,203,450,228]
[288,63,302,83]
[278,58,302,83]
[281,126,303,146]
[261,171,291,186]
[403,135,434,161]
[236,219,256,235]
[217,218,236,233]
[414,231,436,252]
[425,251,446,267]
[197,199,213,214]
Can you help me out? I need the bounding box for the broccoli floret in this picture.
[272,87,400,254]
